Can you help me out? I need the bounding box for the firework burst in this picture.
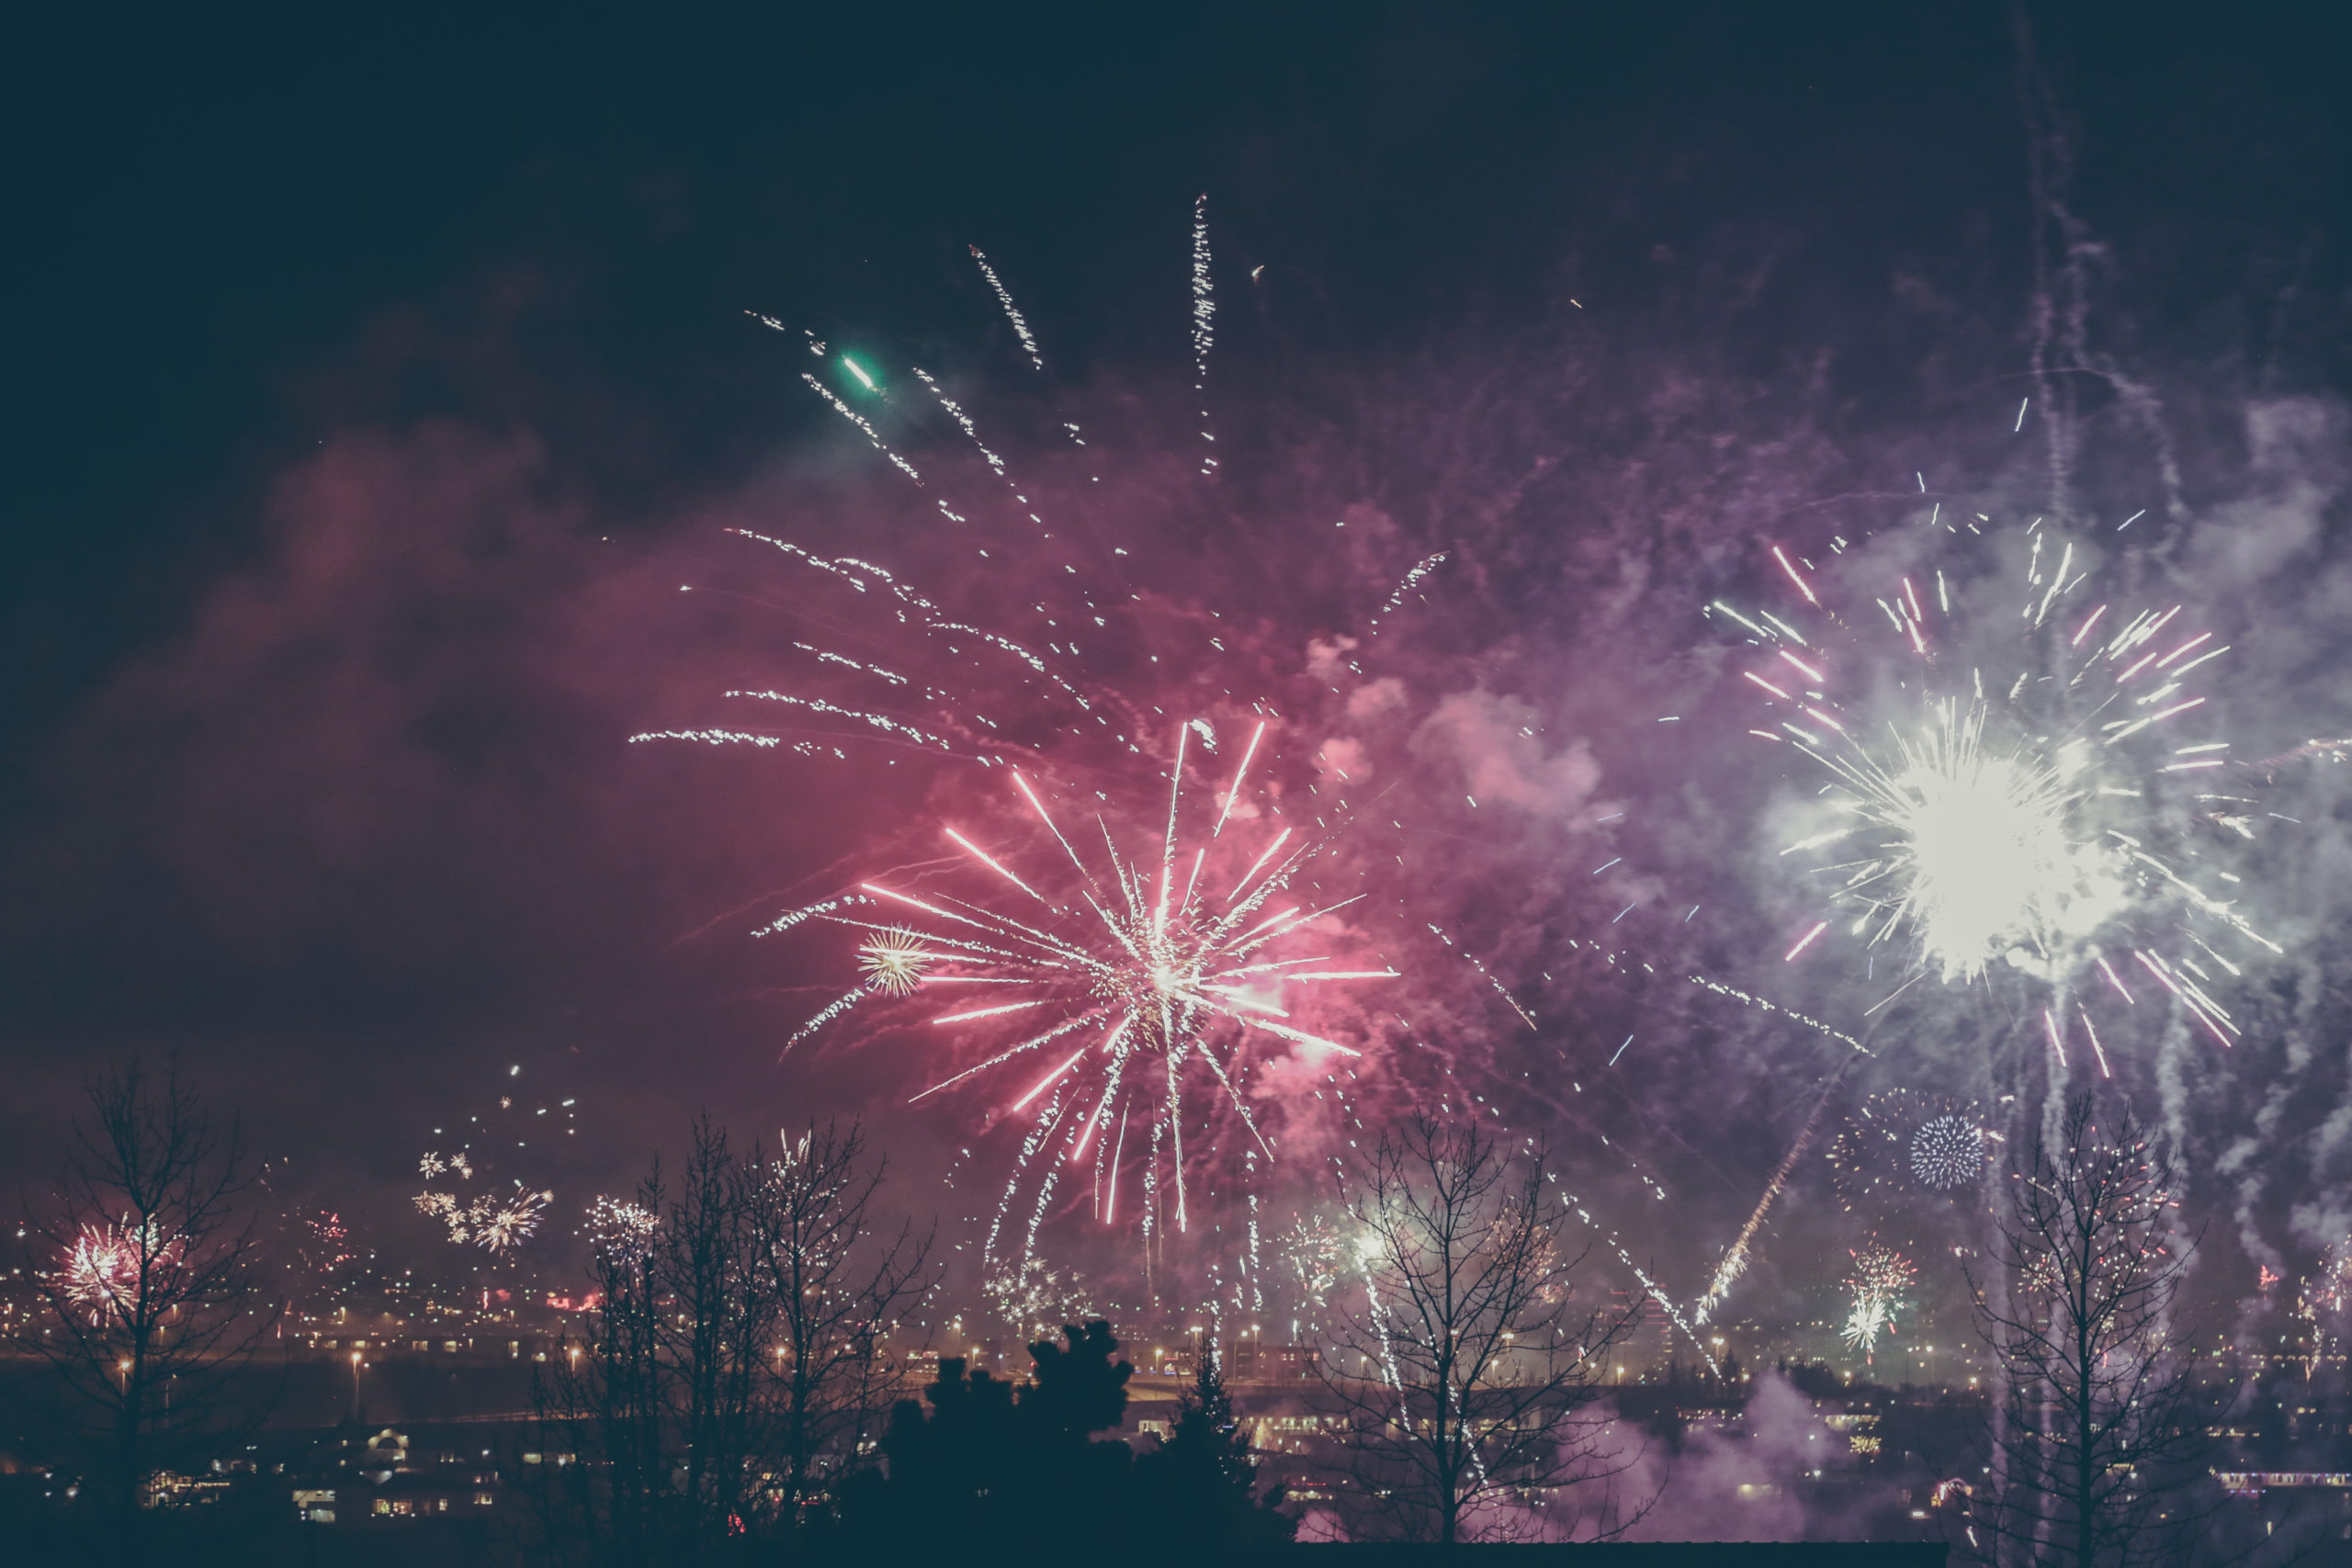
[56,1218,173,1325]
[1839,1241,1917,1361]
[857,929,933,998]
[636,227,1549,1316]
[768,724,1396,1282]
[1720,519,2281,1065]
[583,1195,659,1266]
[1829,1089,1993,1213]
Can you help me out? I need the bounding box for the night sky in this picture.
[7,6,2348,1329]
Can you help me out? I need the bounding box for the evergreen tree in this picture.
[1137,1348,1297,1551]
[847,1321,1139,1552]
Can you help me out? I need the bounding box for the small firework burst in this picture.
[1840,1241,1917,1361]
[1841,1294,1894,1357]
[1910,1114,1986,1190]
[56,1219,169,1325]
[1830,1089,1991,1212]
[414,1184,551,1253]
[2293,1237,2352,1377]
[474,1189,553,1252]
[1282,1212,1348,1327]
[857,929,933,998]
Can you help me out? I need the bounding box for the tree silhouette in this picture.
[1023,1318,1133,1441]
[1963,1095,2211,1567]
[1317,1115,1648,1543]
[854,1320,1138,1551]
[534,1115,932,1557]
[765,1119,936,1520]
[1136,1347,1297,1552]
[17,1060,280,1555]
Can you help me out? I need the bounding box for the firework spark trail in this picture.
[1686,975,1868,1054]
[1366,553,1450,637]
[1544,1168,1720,1376]
[801,372,970,525]
[1191,193,1216,476]
[1694,1054,1863,1325]
[969,245,1046,371]
[633,529,1110,773]
[1426,923,1538,1029]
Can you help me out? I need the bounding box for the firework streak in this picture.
[1693,1053,1862,1325]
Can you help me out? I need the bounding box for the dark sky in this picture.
[6,5,2347,1326]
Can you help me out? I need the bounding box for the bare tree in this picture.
[1964,1094,2210,1568]
[763,1118,935,1519]
[666,1119,786,1546]
[18,1060,280,1536]
[1316,1115,1646,1543]
[536,1115,933,1557]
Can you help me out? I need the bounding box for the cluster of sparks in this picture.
[413,1070,573,1254]
[415,1177,553,1254]
[1721,519,2280,1066]
[1910,1114,1986,1190]
[1839,1242,1917,1360]
[768,725,1396,1281]
[2293,1237,2351,1378]
[1283,1212,1346,1329]
[583,1195,658,1267]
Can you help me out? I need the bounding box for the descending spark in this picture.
[801,373,922,484]
[1544,1167,1719,1376]
[1366,553,1449,636]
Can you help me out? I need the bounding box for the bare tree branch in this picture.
[1314,1115,1650,1543]
[1963,1094,2214,1568]
[16,1059,282,1537]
